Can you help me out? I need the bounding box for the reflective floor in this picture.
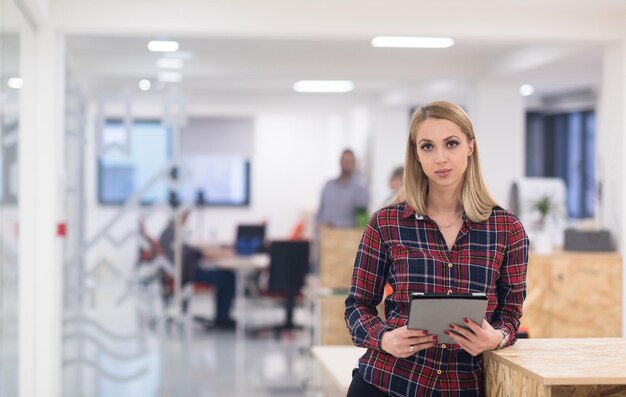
[62,282,338,397]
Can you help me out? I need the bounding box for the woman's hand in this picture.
[381,326,437,358]
[445,319,503,356]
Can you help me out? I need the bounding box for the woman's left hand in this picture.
[445,319,503,356]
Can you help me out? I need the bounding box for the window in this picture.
[98,120,170,204]
[525,110,595,219]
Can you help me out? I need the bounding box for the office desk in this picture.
[311,345,365,394]
[484,338,626,396]
[203,251,270,339]
[313,340,626,397]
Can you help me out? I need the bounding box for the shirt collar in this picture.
[400,202,470,225]
[400,203,424,219]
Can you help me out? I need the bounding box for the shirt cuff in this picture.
[367,323,391,351]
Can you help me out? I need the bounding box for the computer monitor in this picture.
[235,224,266,255]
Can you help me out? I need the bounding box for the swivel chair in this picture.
[248,240,310,337]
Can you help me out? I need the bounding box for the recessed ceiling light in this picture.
[157,71,183,83]
[148,40,179,52]
[7,77,23,89]
[293,80,354,93]
[371,36,454,48]
[138,79,151,91]
[519,84,535,96]
[157,58,184,69]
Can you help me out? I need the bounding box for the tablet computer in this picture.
[408,292,488,344]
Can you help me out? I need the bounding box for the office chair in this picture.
[248,240,310,336]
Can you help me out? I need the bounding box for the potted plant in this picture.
[530,195,559,254]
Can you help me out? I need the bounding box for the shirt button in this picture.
[448,263,453,268]
[447,290,453,295]
[441,344,447,349]
[437,370,442,375]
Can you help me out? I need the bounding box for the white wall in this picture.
[596,42,626,336]
[199,112,342,241]
[469,82,525,207]
[369,107,409,211]
[597,43,626,247]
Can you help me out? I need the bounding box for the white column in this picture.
[468,82,525,207]
[596,40,626,337]
[19,26,65,397]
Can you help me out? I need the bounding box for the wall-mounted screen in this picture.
[179,155,250,206]
[98,119,251,206]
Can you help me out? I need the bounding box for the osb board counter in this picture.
[521,251,621,338]
[484,338,626,397]
[319,227,364,289]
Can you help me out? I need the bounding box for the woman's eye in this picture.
[446,140,460,148]
[420,143,433,151]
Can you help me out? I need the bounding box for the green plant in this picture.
[531,195,557,229]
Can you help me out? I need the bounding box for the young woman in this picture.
[345,101,528,397]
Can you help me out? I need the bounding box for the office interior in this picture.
[2,1,626,396]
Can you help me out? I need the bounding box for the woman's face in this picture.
[414,117,474,190]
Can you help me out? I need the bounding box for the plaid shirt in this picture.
[345,202,528,397]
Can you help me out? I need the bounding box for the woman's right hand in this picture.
[381,326,437,358]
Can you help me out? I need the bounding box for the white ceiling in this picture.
[66,34,603,105]
[56,0,625,106]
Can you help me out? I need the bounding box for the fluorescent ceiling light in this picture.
[157,71,183,83]
[148,40,179,52]
[138,79,151,91]
[371,36,454,48]
[519,84,535,96]
[157,58,184,68]
[293,80,354,93]
[7,77,23,89]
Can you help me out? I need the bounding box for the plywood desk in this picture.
[484,338,626,396]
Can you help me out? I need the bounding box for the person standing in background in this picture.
[317,149,370,228]
[389,166,403,195]
[383,166,404,206]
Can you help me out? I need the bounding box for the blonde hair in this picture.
[393,101,499,222]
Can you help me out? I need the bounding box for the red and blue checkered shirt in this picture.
[345,202,528,397]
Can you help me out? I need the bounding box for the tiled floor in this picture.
[62,282,338,397]
[0,283,18,397]
[159,328,320,397]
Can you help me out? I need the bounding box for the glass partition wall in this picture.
[0,0,23,395]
